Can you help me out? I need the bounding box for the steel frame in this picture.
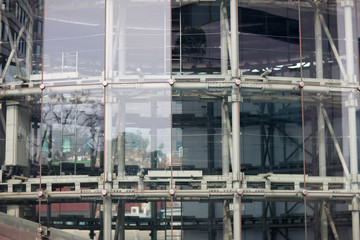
[0,0,360,239]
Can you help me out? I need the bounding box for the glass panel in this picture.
[43,0,105,85]
[307,201,352,240]
[41,200,101,239]
[42,85,104,177]
[178,199,232,240]
[242,200,305,239]
[240,84,303,175]
[303,89,360,182]
[108,0,171,80]
[172,83,232,176]
[106,83,171,190]
[300,0,359,86]
[0,0,43,84]
[238,1,301,77]
[0,202,39,239]
[0,88,42,183]
[98,198,171,239]
[172,0,230,75]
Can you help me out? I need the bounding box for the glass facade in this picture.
[0,0,359,239]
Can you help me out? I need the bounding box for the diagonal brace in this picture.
[1,17,29,83]
[320,103,350,180]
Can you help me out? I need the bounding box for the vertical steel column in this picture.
[117,96,125,177]
[222,99,229,176]
[117,130,125,177]
[230,0,238,78]
[104,92,113,240]
[150,100,157,240]
[221,12,230,240]
[230,0,240,239]
[319,103,328,240]
[232,87,240,240]
[348,93,359,240]
[103,195,112,240]
[315,8,328,240]
[315,9,323,79]
[220,6,230,224]
[26,19,33,77]
[220,0,228,76]
[344,2,355,83]
[118,1,126,76]
[106,0,114,79]
[343,2,359,239]
[105,2,115,238]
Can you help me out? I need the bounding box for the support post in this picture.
[150,100,157,240]
[221,11,230,240]
[232,87,240,240]
[315,9,328,240]
[314,9,323,79]
[220,0,228,76]
[224,104,233,167]
[230,0,240,237]
[104,90,113,240]
[26,19,33,78]
[348,94,359,240]
[320,201,328,240]
[222,99,229,176]
[343,1,360,239]
[106,0,114,79]
[114,200,125,240]
[117,97,125,177]
[344,2,355,83]
[230,0,238,78]
[103,194,112,240]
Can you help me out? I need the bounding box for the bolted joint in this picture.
[102,80,108,87]
[39,84,45,90]
[302,189,308,196]
[169,189,175,196]
[168,79,175,86]
[357,85,360,92]
[37,191,43,198]
[235,79,241,86]
[101,189,108,197]
[237,189,243,196]
[299,81,305,88]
